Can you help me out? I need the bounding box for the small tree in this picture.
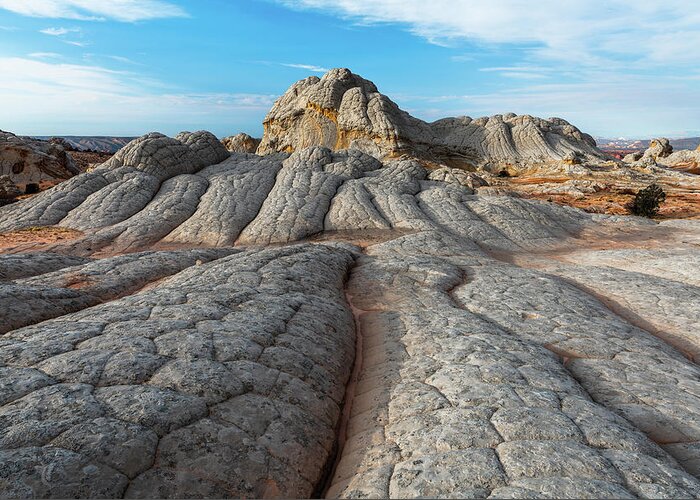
[628,183,666,217]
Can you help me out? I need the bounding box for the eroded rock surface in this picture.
[256,68,606,171]
[2,130,700,498]
[0,131,79,189]
[625,137,700,173]
[0,244,355,498]
[0,175,21,201]
[221,133,261,153]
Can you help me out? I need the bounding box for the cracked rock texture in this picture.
[0,130,79,190]
[256,68,606,172]
[0,244,355,498]
[1,126,700,498]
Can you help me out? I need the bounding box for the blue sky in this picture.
[0,0,698,139]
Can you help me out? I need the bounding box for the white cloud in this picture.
[107,55,138,64]
[277,0,700,136]
[480,65,551,79]
[278,0,700,67]
[280,63,330,73]
[479,66,549,73]
[28,52,63,58]
[0,0,187,22]
[63,40,87,46]
[39,26,78,35]
[499,72,547,80]
[0,57,276,135]
[392,77,700,137]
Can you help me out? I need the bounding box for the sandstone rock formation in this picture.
[221,133,261,153]
[0,131,79,189]
[426,166,488,190]
[0,175,21,201]
[256,68,607,172]
[2,130,700,498]
[624,137,700,173]
[643,138,673,161]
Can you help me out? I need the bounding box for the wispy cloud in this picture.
[0,0,188,22]
[0,57,276,135]
[106,55,141,65]
[392,76,700,137]
[64,40,88,47]
[277,0,700,136]
[28,52,63,59]
[0,25,18,30]
[39,26,79,36]
[280,63,330,73]
[479,66,549,73]
[277,0,700,68]
[479,65,551,79]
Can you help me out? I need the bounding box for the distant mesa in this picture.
[0,130,79,191]
[599,136,700,160]
[256,68,606,173]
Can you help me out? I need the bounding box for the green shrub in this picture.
[628,183,666,217]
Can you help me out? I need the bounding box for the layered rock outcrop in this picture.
[221,133,261,153]
[2,129,700,498]
[624,137,700,173]
[0,131,79,189]
[256,68,606,172]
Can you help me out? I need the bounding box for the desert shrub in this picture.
[628,183,666,217]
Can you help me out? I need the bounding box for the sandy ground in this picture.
[0,226,84,251]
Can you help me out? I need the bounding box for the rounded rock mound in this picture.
[256,68,607,172]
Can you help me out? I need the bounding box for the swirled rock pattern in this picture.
[1,130,700,498]
[256,68,606,172]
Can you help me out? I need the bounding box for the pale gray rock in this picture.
[1,119,700,499]
[427,166,487,190]
[1,249,233,333]
[257,68,606,171]
[658,146,700,170]
[0,252,91,280]
[0,171,110,232]
[238,147,382,244]
[0,447,128,498]
[162,153,285,246]
[0,244,356,498]
[97,131,229,182]
[325,230,698,498]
